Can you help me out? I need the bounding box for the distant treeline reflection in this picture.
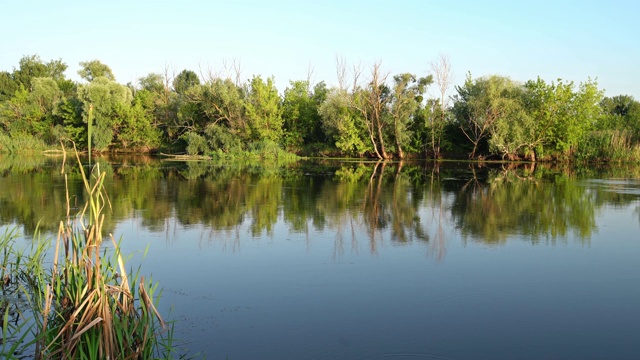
[1,155,639,251]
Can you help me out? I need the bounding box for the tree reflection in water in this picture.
[1,155,640,259]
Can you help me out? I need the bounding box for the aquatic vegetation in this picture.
[1,147,179,359]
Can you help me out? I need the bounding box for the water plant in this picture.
[1,143,179,359]
[32,146,176,359]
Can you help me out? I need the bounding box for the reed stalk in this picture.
[24,144,178,359]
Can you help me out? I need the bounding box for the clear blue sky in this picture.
[2,0,638,98]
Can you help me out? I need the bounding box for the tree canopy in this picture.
[0,53,638,163]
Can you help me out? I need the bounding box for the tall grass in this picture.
[1,226,49,358]
[576,130,640,163]
[1,144,180,359]
[0,132,50,154]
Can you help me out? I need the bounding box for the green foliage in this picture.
[0,53,635,163]
[0,71,18,102]
[173,69,200,95]
[204,123,243,153]
[116,96,162,151]
[522,77,603,158]
[54,97,85,145]
[13,55,67,90]
[282,80,326,151]
[576,130,640,163]
[319,89,368,156]
[598,95,640,141]
[183,131,210,155]
[0,132,49,153]
[78,59,115,82]
[453,73,522,158]
[389,73,433,158]
[245,76,283,143]
[138,72,165,93]
[78,77,133,151]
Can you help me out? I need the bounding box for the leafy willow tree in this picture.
[175,75,247,154]
[78,60,115,82]
[319,88,368,156]
[0,86,31,133]
[351,63,391,159]
[389,73,432,159]
[522,77,602,159]
[77,77,133,151]
[452,74,521,159]
[197,77,247,139]
[28,77,63,139]
[245,76,282,143]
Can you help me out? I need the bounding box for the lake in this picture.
[1,155,639,359]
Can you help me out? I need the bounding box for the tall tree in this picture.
[138,70,179,141]
[281,80,326,150]
[452,73,520,159]
[599,95,640,140]
[245,76,282,143]
[12,55,68,91]
[77,77,133,151]
[0,71,18,102]
[429,54,453,158]
[352,62,391,159]
[389,73,432,159]
[78,60,115,82]
[319,88,368,156]
[522,77,602,159]
[173,69,200,95]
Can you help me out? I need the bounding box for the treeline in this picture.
[1,54,639,161]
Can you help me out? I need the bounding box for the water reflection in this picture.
[1,155,639,256]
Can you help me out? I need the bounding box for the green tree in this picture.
[138,71,178,142]
[197,78,247,140]
[54,97,85,144]
[0,86,31,133]
[522,77,602,159]
[452,73,520,158]
[173,69,200,95]
[12,55,68,91]
[389,73,432,159]
[245,76,283,143]
[116,91,162,151]
[138,73,165,93]
[599,95,640,140]
[78,59,115,82]
[28,77,63,139]
[281,80,326,151]
[77,77,133,151]
[319,88,368,156]
[0,71,18,102]
[351,63,391,159]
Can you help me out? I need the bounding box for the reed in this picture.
[0,141,180,359]
[1,226,49,359]
[27,145,177,359]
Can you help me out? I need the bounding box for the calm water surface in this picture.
[1,156,639,359]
